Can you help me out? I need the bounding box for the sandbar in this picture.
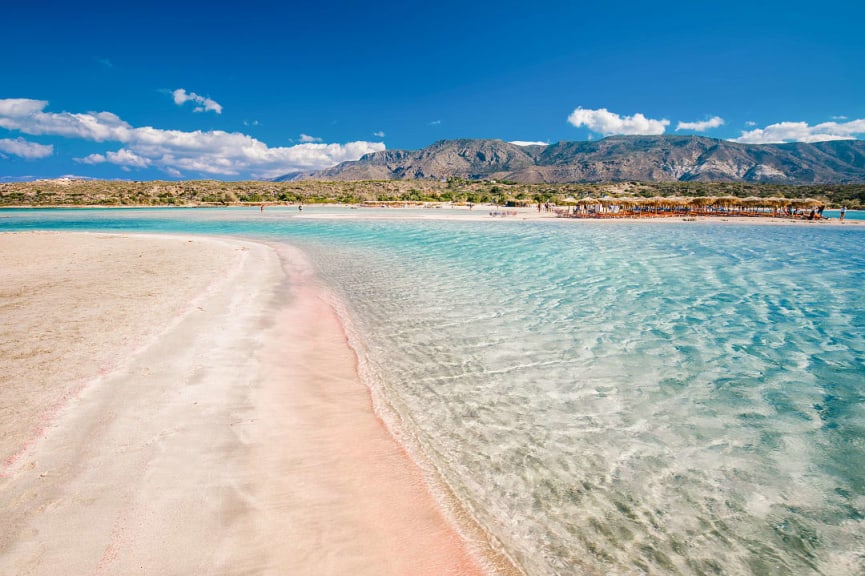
[0,232,496,575]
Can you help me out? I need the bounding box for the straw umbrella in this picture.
[598,196,619,215]
[642,196,665,217]
[666,196,691,215]
[616,197,643,216]
[788,198,823,212]
[576,197,599,216]
[712,196,742,214]
[741,196,766,215]
[762,197,788,216]
[690,195,715,214]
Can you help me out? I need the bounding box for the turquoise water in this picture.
[3,207,864,575]
[824,209,865,221]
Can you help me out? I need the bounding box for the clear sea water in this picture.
[3,207,864,575]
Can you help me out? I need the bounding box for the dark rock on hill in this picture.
[278,136,865,184]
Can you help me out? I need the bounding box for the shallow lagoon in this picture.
[3,207,864,575]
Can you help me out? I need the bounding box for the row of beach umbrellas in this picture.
[564,195,824,211]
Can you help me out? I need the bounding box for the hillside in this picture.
[5,178,864,209]
[278,136,865,184]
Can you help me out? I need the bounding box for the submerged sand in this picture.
[0,232,492,575]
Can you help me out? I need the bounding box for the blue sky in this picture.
[1,0,863,181]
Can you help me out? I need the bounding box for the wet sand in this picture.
[0,232,492,575]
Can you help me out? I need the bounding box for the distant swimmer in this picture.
[298,204,303,211]
[260,204,264,213]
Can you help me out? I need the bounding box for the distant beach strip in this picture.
[552,195,830,219]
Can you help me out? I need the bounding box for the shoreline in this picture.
[5,202,862,227]
[303,246,524,575]
[0,231,502,575]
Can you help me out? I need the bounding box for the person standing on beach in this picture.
[840,206,847,222]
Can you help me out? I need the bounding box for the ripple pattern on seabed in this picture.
[2,210,864,575]
[300,221,865,576]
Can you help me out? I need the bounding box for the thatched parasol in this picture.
[712,196,742,212]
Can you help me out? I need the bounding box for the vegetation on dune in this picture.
[1,178,863,208]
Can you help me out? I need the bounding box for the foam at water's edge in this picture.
[269,241,525,576]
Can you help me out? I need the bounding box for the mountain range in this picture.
[276,136,865,184]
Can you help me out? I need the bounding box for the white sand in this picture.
[0,232,496,576]
[0,232,243,470]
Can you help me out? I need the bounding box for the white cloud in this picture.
[299,133,322,143]
[100,148,151,168]
[373,130,385,138]
[0,99,49,117]
[831,115,848,121]
[79,151,150,169]
[78,153,106,164]
[676,116,724,132]
[172,88,223,114]
[732,118,865,144]
[567,107,669,135]
[509,140,549,147]
[745,120,757,127]
[0,98,384,178]
[0,137,53,159]
[428,120,441,126]
[0,105,131,142]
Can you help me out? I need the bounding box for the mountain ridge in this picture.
[276,136,865,184]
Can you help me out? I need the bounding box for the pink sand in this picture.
[0,233,506,575]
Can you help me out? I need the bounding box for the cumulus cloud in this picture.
[0,98,48,117]
[373,130,385,138]
[509,140,549,146]
[0,98,384,178]
[0,137,53,159]
[428,120,441,126]
[732,118,865,144]
[172,89,223,114]
[676,116,724,132]
[745,120,757,127]
[567,107,669,135]
[0,103,131,142]
[299,133,323,143]
[78,153,106,164]
[79,148,151,168]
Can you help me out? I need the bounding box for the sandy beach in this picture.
[0,232,494,575]
[290,203,865,226]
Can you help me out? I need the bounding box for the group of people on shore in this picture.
[805,205,848,221]
[805,206,826,220]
